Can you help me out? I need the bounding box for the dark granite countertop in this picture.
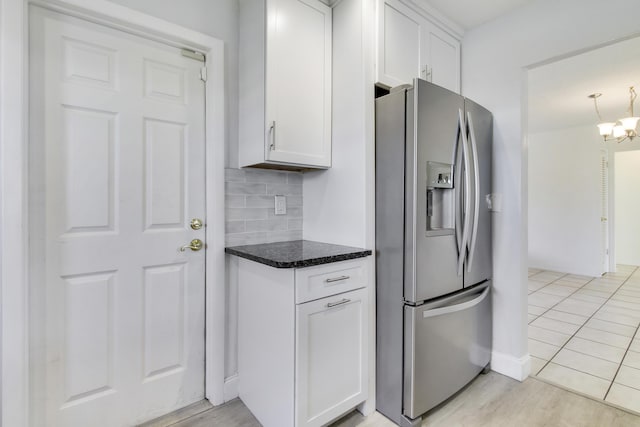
[225,240,372,268]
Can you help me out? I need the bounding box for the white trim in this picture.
[491,350,531,381]
[32,0,217,52]
[1,0,29,425]
[0,0,29,426]
[608,149,617,272]
[599,148,610,274]
[0,1,227,425]
[223,374,239,402]
[361,0,377,417]
[203,34,227,407]
[401,0,464,40]
[607,140,640,273]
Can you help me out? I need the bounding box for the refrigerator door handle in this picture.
[454,117,463,253]
[457,108,471,277]
[421,283,490,318]
[466,111,481,272]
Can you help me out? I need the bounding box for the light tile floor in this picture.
[528,264,640,414]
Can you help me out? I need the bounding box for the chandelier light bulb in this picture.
[619,116,640,132]
[597,122,615,137]
[613,125,626,138]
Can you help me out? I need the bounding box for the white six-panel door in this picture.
[29,7,206,426]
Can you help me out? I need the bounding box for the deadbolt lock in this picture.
[180,239,204,252]
[190,218,204,230]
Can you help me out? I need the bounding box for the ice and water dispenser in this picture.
[425,161,455,236]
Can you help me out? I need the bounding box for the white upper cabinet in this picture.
[239,0,332,170]
[376,0,461,93]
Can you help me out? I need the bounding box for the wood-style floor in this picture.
[141,371,640,426]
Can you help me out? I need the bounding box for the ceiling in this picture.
[528,36,640,134]
[421,0,640,136]
[425,0,536,29]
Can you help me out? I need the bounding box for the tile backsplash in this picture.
[225,168,303,246]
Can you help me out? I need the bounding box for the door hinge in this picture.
[181,48,205,62]
[200,67,207,82]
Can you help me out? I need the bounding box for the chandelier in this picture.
[588,86,639,142]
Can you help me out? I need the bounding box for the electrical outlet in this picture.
[274,195,286,215]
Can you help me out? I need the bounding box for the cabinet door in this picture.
[424,23,460,93]
[376,0,426,88]
[376,0,460,93]
[295,288,368,427]
[266,0,332,168]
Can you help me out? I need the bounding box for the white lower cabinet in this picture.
[237,258,369,427]
[296,288,367,427]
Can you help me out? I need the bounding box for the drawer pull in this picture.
[326,298,351,308]
[325,275,350,283]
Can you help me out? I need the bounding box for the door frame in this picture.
[608,148,617,272]
[0,0,227,425]
[607,141,640,272]
[600,148,610,274]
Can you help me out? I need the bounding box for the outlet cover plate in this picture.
[275,195,286,215]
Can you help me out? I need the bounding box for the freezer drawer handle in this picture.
[422,285,490,318]
[325,275,350,283]
[326,298,351,308]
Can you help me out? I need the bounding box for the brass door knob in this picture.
[190,218,204,230]
[180,239,204,252]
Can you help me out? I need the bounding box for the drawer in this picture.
[295,258,368,304]
[403,282,492,418]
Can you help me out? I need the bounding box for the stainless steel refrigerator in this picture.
[375,78,493,426]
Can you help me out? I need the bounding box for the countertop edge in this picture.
[225,247,372,269]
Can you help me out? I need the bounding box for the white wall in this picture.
[615,150,640,266]
[303,1,369,249]
[528,125,602,277]
[107,0,239,168]
[303,0,377,413]
[462,0,640,379]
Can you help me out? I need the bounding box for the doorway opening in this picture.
[525,35,640,413]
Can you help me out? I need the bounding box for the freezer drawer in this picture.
[403,282,491,419]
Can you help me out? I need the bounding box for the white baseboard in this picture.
[491,350,531,381]
[357,397,376,417]
[223,374,239,402]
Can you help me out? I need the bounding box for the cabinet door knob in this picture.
[326,298,351,308]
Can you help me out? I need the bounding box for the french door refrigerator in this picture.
[375,78,493,426]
